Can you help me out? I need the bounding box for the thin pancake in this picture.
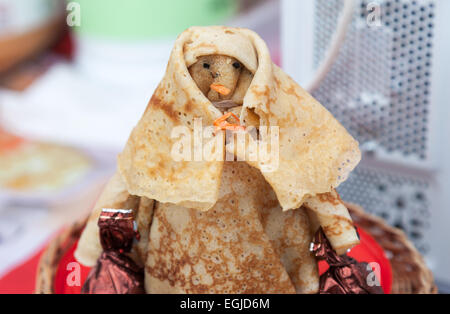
[145,162,318,294]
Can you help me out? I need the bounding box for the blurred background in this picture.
[0,0,449,292]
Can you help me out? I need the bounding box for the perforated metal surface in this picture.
[313,0,435,161]
[338,166,431,254]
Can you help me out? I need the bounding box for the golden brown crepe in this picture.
[119,26,360,210]
[76,164,319,294]
[117,31,226,212]
[304,190,360,255]
[75,26,362,294]
[145,162,318,294]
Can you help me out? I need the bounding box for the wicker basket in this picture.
[346,203,438,294]
[35,219,86,294]
[36,205,437,294]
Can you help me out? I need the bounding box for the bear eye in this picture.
[203,63,210,69]
[232,62,241,69]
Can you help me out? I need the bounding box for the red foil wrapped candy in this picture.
[312,228,384,294]
[81,209,145,294]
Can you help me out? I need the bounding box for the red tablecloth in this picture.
[0,246,45,294]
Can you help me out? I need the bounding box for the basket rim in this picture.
[346,202,437,294]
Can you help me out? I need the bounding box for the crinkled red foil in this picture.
[312,228,384,294]
[98,209,136,252]
[81,251,144,294]
[81,209,144,294]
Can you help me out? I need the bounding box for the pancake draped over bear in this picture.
[75,26,362,294]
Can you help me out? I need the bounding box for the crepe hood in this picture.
[117,26,361,212]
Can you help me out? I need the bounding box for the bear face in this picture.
[189,55,253,107]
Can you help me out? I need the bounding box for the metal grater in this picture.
[282,0,450,286]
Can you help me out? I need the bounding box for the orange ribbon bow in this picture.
[213,112,246,132]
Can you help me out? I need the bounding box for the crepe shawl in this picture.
[118,26,360,211]
[77,163,320,293]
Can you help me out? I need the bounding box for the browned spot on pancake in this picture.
[150,94,178,122]
[184,99,193,112]
[146,167,156,179]
[250,85,275,112]
[192,43,218,51]
[322,215,355,237]
[274,76,282,88]
[145,154,168,179]
[251,85,270,98]
[284,85,302,100]
[317,192,341,206]
[144,97,154,114]
[157,160,165,172]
